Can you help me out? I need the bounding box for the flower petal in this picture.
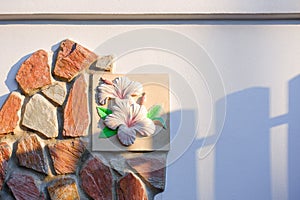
[104,114,123,130]
[113,77,143,99]
[132,117,156,137]
[128,103,148,124]
[104,99,132,130]
[111,98,132,117]
[117,125,136,146]
[97,84,117,105]
[104,106,127,130]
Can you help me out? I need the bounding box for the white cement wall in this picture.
[0,22,299,200]
[0,0,300,14]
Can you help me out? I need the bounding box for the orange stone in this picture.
[0,142,11,190]
[0,92,24,135]
[117,173,148,200]
[53,39,97,82]
[63,74,89,137]
[48,139,86,175]
[16,49,52,96]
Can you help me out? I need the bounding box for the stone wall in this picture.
[0,39,167,200]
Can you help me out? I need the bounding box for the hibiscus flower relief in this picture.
[97,76,143,105]
[105,99,156,146]
[96,76,166,146]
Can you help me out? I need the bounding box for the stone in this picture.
[7,173,45,200]
[94,55,114,72]
[80,156,113,200]
[22,94,58,138]
[127,157,166,190]
[16,135,48,174]
[53,39,97,82]
[41,82,67,105]
[0,92,24,135]
[16,49,52,96]
[47,178,79,200]
[63,74,89,137]
[109,158,128,176]
[117,172,148,200]
[0,142,11,190]
[48,139,86,175]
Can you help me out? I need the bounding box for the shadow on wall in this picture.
[288,75,300,200]
[213,74,300,200]
[0,94,9,107]
[5,53,32,93]
[164,110,199,200]
[163,88,272,200]
[2,57,300,200]
[215,87,271,200]
[0,54,31,106]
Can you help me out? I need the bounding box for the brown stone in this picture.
[7,173,45,200]
[80,156,113,200]
[0,92,24,135]
[117,172,148,200]
[48,139,86,174]
[0,142,11,190]
[16,135,48,174]
[16,49,52,96]
[127,157,166,190]
[47,178,79,200]
[63,74,89,137]
[53,39,97,82]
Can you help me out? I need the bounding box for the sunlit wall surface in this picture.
[0,22,299,200]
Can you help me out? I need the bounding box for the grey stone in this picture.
[109,158,128,176]
[95,55,114,72]
[127,157,166,191]
[42,82,66,105]
[22,94,58,138]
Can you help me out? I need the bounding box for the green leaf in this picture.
[101,107,113,115]
[96,107,113,120]
[99,127,117,138]
[147,105,162,120]
[152,117,167,129]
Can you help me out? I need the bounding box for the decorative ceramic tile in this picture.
[92,73,170,151]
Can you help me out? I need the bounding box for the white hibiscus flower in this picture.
[97,76,143,105]
[104,99,155,146]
